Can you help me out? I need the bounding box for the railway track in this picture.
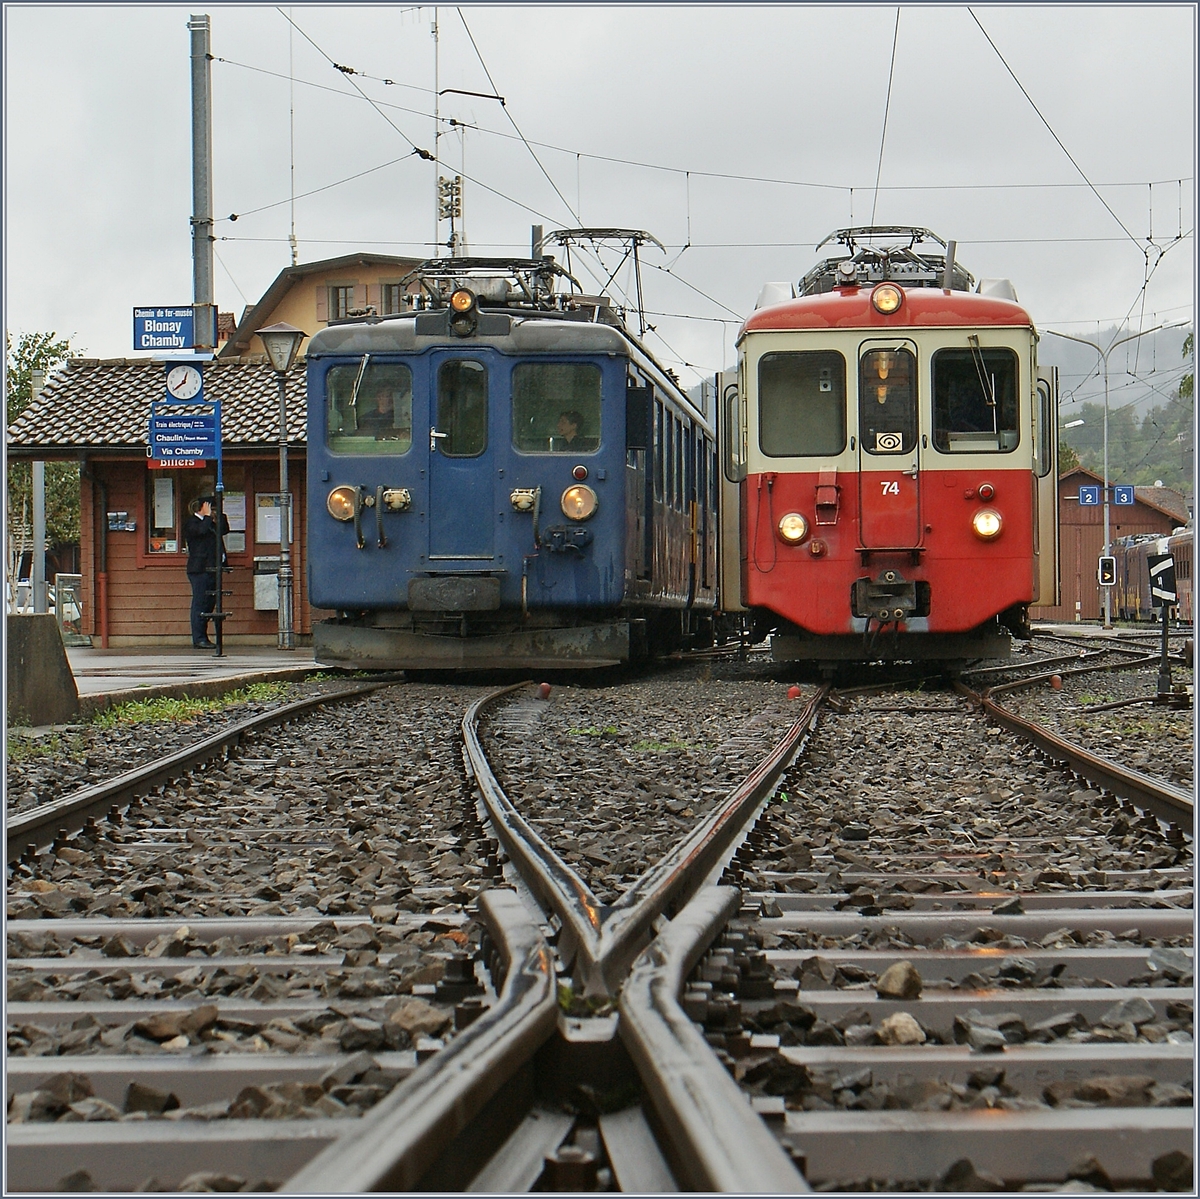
[6,664,1193,1191]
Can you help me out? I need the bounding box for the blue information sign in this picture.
[1078,485,1101,506]
[148,400,221,467]
[134,306,194,351]
[1113,485,1135,506]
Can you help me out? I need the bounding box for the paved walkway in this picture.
[1034,621,1188,639]
[65,645,323,700]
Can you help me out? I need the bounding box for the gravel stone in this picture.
[877,1012,926,1045]
[875,960,922,999]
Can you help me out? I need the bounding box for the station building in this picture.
[1030,466,1191,623]
[7,253,420,646]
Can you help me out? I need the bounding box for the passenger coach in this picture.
[723,227,1059,663]
[306,247,717,669]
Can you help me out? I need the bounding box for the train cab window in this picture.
[859,348,916,455]
[759,351,846,456]
[511,362,601,453]
[325,361,413,455]
[932,347,1019,453]
[437,359,488,457]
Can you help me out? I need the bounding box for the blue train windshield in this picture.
[326,361,413,454]
[512,362,601,453]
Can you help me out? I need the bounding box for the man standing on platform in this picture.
[183,495,229,648]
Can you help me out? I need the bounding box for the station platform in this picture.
[64,644,326,712]
[1033,621,1192,639]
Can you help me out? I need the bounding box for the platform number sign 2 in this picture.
[1148,554,1177,606]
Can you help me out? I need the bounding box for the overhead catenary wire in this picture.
[212,55,1192,199]
[870,8,901,227]
[455,7,579,226]
[274,7,434,161]
[967,7,1144,251]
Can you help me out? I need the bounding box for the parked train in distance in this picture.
[722,227,1060,664]
[1113,528,1193,624]
[306,234,718,670]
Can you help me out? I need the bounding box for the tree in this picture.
[1058,439,1080,473]
[5,330,83,590]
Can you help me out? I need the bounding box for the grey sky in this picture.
[4,3,1195,400]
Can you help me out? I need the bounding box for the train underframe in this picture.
[314,606,715,671]
[760,602,1030,666]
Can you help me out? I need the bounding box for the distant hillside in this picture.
[1049,325,1193,496]
[1043,325,1190,422]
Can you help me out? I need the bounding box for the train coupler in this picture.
[852,570,917,623]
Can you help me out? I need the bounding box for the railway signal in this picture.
[1097,556,1117,587]
[1149,553,1178,697]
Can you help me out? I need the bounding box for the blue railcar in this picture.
[306,254,717,669]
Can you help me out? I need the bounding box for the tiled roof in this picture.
[7,357,308,452]
[1134,486,1191,525]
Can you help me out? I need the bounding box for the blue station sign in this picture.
[134,306,194,351]
[1113,485,1135,506]
[148,414,217,460]
[1078,485,1101,506]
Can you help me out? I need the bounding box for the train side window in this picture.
[859,349,916,455]
[653,402,665,501]
[326,361,414,455]
[759,351,846,456]
[512,362,601,453]
[437,359,488,457]
[665,413,676,508]
[1035,380,1053,477]
[932,346,1019,453]
[723,385,746,482]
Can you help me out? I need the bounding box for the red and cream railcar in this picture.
[720,228,1059,662]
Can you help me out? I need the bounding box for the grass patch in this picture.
[631,738,690,753]
[92,681,290,728]
[557,982,616,1019]
[6,731,86,765]
[569,725,620,738]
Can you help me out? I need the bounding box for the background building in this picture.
[1030,466,1190,623]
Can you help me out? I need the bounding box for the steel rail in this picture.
[593,684,827,991]
[619,885,809,1193]
[960,648,1108,681]
[285,888,558,1193]
[463,684,828,995]
[1034,631,1179,658]
[6,682,393,863]
[953,681,1193,832]
[979,653,1160,700]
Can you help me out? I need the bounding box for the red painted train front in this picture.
[720,228,1060,663]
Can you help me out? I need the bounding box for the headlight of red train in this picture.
[972,509,1003,540]
[777,512,809,544]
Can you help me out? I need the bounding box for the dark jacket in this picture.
[183,512,230,576]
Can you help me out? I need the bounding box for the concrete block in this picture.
[7,614,80,727]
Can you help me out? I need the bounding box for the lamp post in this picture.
[256,322,306,650]
[1046,325,1165,629]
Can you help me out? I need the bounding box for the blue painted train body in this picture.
[306,257,717,669]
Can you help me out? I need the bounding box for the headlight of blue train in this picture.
[561,485,598,520]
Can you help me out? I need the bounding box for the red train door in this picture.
[857,343,921,548]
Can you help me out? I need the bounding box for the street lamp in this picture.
[257,322,306,650]
[1045,325,1166,629]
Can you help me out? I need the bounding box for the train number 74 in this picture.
[880,480,900,495]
